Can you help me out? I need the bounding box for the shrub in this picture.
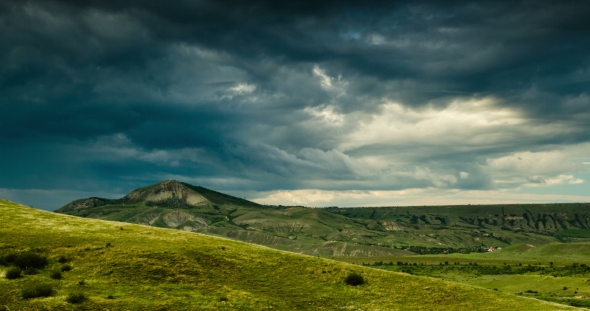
[23,268,38,275]
[6,254,17,263]
[6,267,22,279]
[344,272,365,286]
[58,256,68,264]
[66,292,86,304]
[21,283,54,299]
[14,253,48,270]
[61,265,72,272]
[0,254,17,266]
[50,271,62,280]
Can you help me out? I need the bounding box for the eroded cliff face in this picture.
[457,211,590,233]
[328,204,590,234]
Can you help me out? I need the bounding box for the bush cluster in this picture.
[66,292,86,304]
[23,268,38,275]
[21,283,54,299]
[5,267,22,279]
[0,254,17,266]
[50,271,63,280]
[14,253,48,270]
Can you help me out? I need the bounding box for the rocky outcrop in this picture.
[123,180,209,208]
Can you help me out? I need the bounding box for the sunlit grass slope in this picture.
[0,199,578,310]
[439,243,590,264]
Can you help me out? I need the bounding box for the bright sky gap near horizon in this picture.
[1,1,589,210]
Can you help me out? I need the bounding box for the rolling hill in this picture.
[56,180,590,259]
[0,199,579,310]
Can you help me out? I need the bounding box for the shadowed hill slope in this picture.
[0,199,578,310]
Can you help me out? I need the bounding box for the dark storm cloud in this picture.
[1,0,589,209]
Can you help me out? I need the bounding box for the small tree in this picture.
[344,272,365,286]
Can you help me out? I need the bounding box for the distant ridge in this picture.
[56,180,260,212]
[55,180,590,259]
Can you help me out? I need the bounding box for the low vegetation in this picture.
[5,267,21,279]
[50,270,62,280]
[344,272,365,286]
[66,292,86,304]
[21,283,54,299]
[13,253,48,270]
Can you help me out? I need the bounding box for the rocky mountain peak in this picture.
[123,179,209,207]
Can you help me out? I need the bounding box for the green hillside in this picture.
[0,199,578,310]
[56,180,590,259]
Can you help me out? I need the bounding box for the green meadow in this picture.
[0,199,580,310]
[337,242,590,309]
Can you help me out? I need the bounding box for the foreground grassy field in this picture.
[0,199,579,310]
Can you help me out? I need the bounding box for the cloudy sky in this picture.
[1,0,589,210]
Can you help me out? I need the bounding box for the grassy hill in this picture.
[55,181,590,260]
[0,199,579,310]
